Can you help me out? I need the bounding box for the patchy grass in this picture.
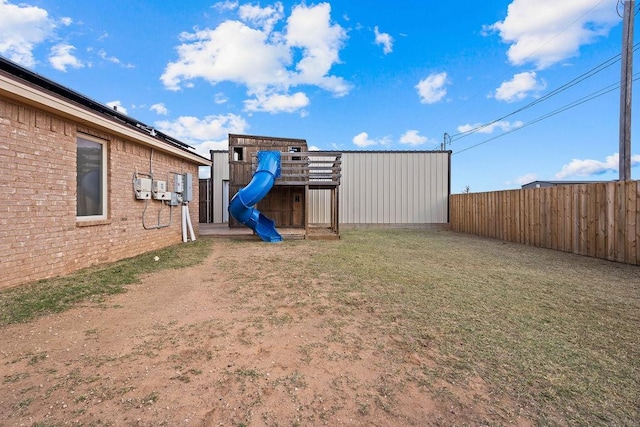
[1,229,638,425]
[0,239,213,326]
[221,229,640,425]
[322,230,640,425]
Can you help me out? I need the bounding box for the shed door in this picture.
[292,188,304,227]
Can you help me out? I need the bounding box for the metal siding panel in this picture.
[398,154,406,223]
[383,153,390,222]
[401,154,409,223]
[342,153,355,223]
[338,154,347,222]
[395,154,403,223]
[309,189,317,223]
[412,154,419,222]
[368,153,375,223]
[409,154,418,223]
[377,152,384,223]
[370,153,377,222]
[358,153,371,224]
[363,154,370,223]
[344,153,352,223]
[413,154,420,223]
[212,152,229,223]
[428,154,436,222]
[401,154,408,223]
[430,154,439,222]
[435,153,446,222]
[363,153,368,223]
[336,151,449,225]
[421,154,429,222]
[388,155,396,223]
[309,189,330,224]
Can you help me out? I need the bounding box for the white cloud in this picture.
[512,173,538,186]
[106,101,127,115]
[161,2,350,114]
[416,72,449,104]
[374,26,393,54]
[161,21,289,91]
[487,0,619,69]
[192,140,231,158]
[353,132,377,148]
[494,71,545,102]
[352,132,391,148]
[214,92,228,104]
[239,2,283,33]
[213,0,238,12]
[48,44,83,71]
[60,17,72,26]
[285,3,350,94]
[0,0,55,68]
[555,153,640,179]
[150,103,168,115]
[244,91,309,114]
[456,120,524,134]
[399,130,427,146]
[98,49,134,68]
[155,113,248,157]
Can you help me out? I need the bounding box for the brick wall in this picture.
[0,97,201,289]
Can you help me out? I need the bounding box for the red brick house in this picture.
[0,57,210,289]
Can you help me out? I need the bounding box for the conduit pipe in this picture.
[182,203,196,242]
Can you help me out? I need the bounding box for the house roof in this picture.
[521,180,614,188]
[0,56,210,166]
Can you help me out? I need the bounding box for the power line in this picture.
[453,73,640,156]
[426,0,610,133]
[449,44,640,141]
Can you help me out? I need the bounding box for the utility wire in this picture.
[453,73,640,155]
[616,0,640,17]
[426,0,609,133]
[449,42,640,141]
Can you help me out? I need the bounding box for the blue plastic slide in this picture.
[228,150,282,242]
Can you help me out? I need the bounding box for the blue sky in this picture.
[1,0,638,192]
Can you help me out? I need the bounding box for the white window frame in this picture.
[76,134,108,221]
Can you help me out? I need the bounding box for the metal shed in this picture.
[206,149,450,228]
[310,151,450,226]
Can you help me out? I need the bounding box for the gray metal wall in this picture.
[312,151,449,224]
[211,150,450,225]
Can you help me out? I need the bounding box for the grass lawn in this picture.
[303,229,640,425]
[1,229,638,425]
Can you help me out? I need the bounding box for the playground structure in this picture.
[228,151,282,242]
[227,134,341,241]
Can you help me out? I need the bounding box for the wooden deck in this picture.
[198,224,339,241]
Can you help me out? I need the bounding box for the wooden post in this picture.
[619,0,634,181]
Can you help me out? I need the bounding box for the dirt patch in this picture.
[1,239,532,426]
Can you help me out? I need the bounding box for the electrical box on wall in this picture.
[183,173,193,202]
[153,180,167,193]
[151,180,171,200]
[134,177,152,200]
[153,191,172,201]
[174,174,184,193]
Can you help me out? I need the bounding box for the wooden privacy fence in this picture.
[450,181,639,265]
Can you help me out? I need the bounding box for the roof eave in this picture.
[0,72,210,166]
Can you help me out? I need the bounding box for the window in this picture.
[76,134,107,219]
[289,146,302,161]
[233,147,244,161]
